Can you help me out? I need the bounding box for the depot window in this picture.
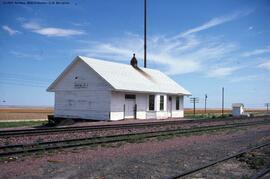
[176,96,180,110]
[160,95,164,111]
[149,95,155,110]
[125,94,136,99]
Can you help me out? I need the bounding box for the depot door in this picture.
[168,96,172,118]
[124,94,136,119]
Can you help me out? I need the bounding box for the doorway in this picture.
[124,94,136,119]
[168,96,172,118]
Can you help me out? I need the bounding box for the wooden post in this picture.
[222,87,224,116]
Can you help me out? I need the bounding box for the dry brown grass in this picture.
[0,108,53,120]
[0,107,266,120]
[184,108,266,114]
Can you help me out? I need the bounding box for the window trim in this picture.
[176,96,180,110]
[160,95,164,111]
[148,95,155,111]
[125,94,136,99]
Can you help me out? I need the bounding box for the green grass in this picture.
[0,121,46,128]
[185,113,231,120]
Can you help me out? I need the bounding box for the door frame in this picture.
[168,96,172,118]
[124,94,136,119]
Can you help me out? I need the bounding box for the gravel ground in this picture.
[0,117,268,146]
[0,124,269,179]
[186,146,270,179]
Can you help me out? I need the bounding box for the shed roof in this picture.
[47,56,191,95]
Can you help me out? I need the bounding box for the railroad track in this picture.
[0,119,193,137]
[0,120,269,157]
[0,117,268,137]
[168,141,270,179]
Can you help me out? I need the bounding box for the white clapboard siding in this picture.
[53,60,111,120]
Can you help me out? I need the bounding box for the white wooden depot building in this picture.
[47,55,191,121]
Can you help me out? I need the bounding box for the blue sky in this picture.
[0,0,270,108]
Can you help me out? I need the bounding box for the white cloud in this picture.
[2,25,20,35]
[22,21,85,37]
[33,28,84,37]
[207,67,239,77]
[258,60,270,70]
[22,22,41,30]
[229,75,259,82]
[9,50,42,61]
[241,47,270,57]
[76,32,238,76]
[248,26,253,30]
[75,10,255,76]
[178,10,253,37]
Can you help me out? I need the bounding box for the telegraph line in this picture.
[0,81,47,88]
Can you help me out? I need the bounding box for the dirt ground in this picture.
[0,124,269,179]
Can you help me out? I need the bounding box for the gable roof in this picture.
[47,56,191,95]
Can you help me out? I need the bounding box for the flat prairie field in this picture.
[184,108,266,115]
[0,107,266,121]
[0,108,53,120]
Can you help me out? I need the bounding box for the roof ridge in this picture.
[78,55,159,72]
[48,56,191,95]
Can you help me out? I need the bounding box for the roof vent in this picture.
[130,53,138,68]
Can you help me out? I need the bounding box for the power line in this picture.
[0,72,54,81]
[0,77,49,84]
[0,81,47,88]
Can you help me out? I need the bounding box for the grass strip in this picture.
[0,121,45,128]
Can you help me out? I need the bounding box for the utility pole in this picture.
[190,97,199,116]
[204,94,207,114]
[265,103,270,113]
[144,0,147,68]
[222,87,224,116]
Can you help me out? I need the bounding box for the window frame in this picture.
[176,96,180,110]
[148,95,155,111]
[125,94,136,99]
[160,95,164,111]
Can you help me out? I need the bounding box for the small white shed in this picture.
[232,103,244,117]
[47,55,191,121]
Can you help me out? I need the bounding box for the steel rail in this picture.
[168,142,270,179]
[251,166,270,179]
[0,120,269,157]
[0,117,268,137]
[0,120,267,150]
[0,120,196,137]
